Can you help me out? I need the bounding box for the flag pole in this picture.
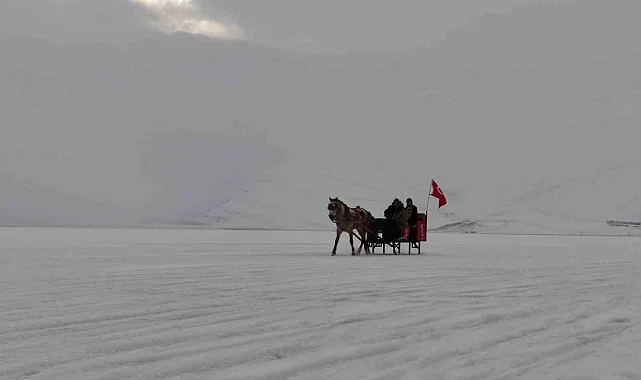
[425,178,432,216]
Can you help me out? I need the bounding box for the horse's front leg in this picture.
[332,229,342,256]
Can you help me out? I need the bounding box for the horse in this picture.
[327,197,374,256]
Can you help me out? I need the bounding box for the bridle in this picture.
[328,200,359,223]
[327,201,341,222]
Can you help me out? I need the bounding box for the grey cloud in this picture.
[0,0,148,41]
[200,0,526,51]
[427,0,641,67]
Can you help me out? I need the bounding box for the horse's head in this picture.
[327,197,343,220]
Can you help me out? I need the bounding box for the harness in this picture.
[328,202,372,224]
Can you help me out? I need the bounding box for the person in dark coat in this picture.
[406,198,418,241]
[384,201,396,219]
[383,198,404,240]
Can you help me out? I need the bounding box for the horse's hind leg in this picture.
[332,229,342,256]
[366,227,373,254]
[356,228,366,255]
[361,228,371,255]
[349,232,356,256]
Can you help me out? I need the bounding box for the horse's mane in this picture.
[329,197,348,208]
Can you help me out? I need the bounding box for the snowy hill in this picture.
[181,152,641,236]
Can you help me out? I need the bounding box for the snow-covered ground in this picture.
[2,227,640,380]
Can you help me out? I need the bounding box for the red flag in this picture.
[430,179,447,209]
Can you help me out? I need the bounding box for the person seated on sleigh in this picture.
[381,198,408,240]
[405,198,418,241]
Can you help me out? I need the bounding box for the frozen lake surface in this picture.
[1,228,640,380]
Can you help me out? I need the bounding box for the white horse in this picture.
[327,197,373,256]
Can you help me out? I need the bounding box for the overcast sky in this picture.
[1,0,640,226]
[0,0,527,50]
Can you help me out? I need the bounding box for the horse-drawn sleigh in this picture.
[327,197,428,256]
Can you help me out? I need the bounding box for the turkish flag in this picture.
[430,179,447,209]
